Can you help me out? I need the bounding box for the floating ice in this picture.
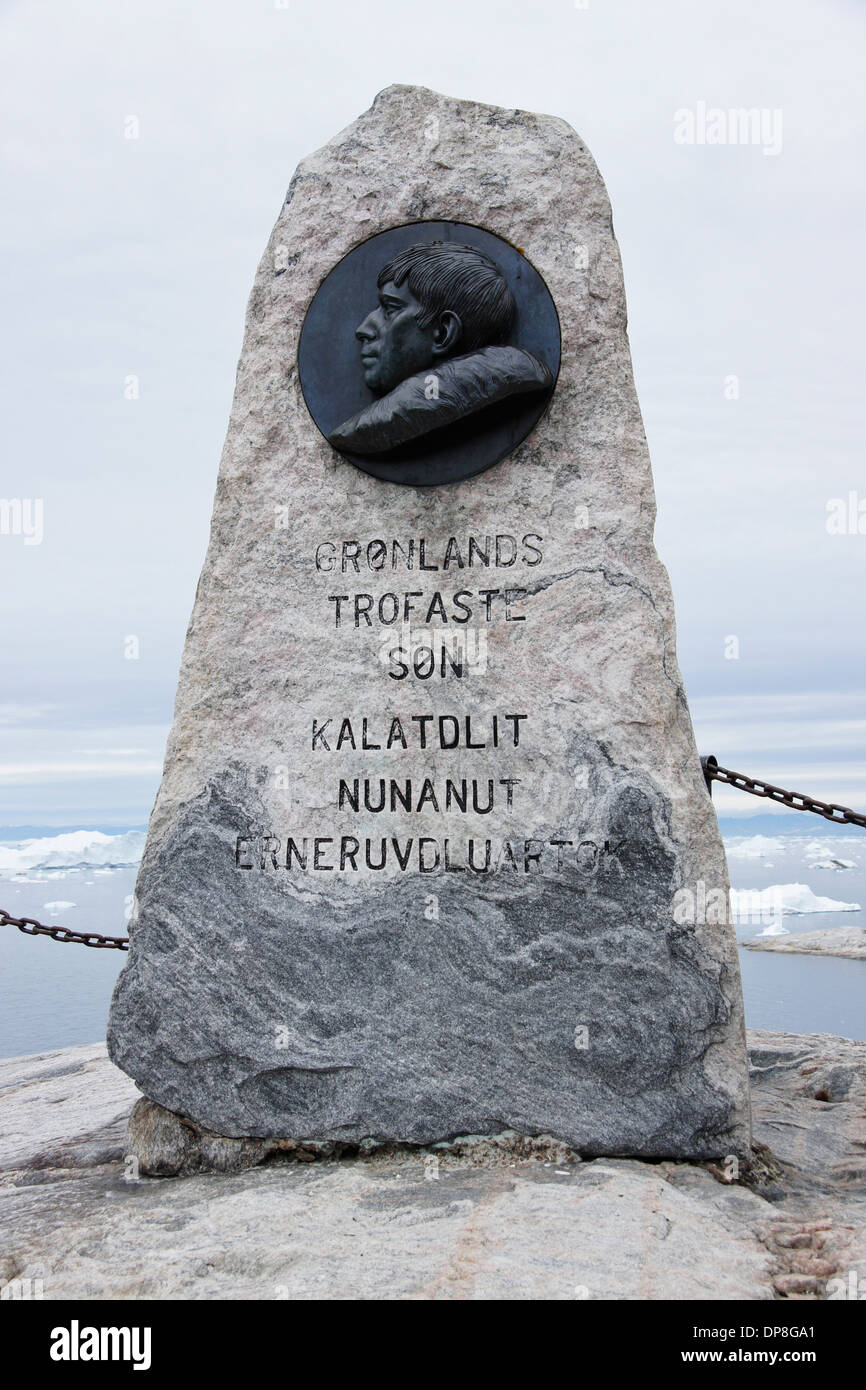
[724,836,787,860]
[755,921,790,937]
[802,841,857,871]
[0,830,146,879]
[731,882,861,919]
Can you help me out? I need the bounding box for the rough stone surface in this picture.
[743,926,866,960]
[0,1033,861,1300]
[0,1043,136,1174]
[106,83,749,1157]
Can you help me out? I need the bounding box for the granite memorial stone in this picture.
[108,85,751,1160]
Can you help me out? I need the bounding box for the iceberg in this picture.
[755,921,790,937]
[731,882,861,920]
[0,829,146,879]
[724,835,787,861]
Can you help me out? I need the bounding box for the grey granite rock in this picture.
[106,84,749,1157]
[0,1033,861,1300]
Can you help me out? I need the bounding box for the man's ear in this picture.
[430,310,462,358]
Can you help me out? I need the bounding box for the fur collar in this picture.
[328,346,553,455]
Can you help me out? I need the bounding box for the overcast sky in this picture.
[1,0,864,825]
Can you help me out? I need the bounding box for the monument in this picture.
[108,85,751,1161]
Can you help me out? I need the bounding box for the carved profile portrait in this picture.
[327,242,554,455]
[298,221,560,487]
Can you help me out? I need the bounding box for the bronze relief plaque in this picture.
[298,221,561,487]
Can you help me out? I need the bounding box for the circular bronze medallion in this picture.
[298,221,560,487]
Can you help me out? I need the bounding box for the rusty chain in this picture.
[1,760,863,949]
[700,756,866,829]
[0,908,128,950]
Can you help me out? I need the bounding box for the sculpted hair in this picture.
[377,242,516,352]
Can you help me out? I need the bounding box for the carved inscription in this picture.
[235,533,630,877]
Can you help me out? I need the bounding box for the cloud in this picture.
[1,0,863,824]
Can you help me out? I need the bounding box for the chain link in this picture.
[1,762,863,950]
[0,908,128,949]
[700,756,866,829]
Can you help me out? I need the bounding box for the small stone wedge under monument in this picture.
[108,85,751,1162]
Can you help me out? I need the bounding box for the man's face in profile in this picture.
[355,280,453,396]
